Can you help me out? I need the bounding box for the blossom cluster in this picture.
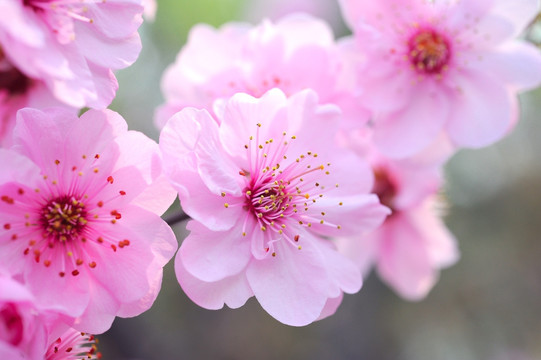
[1,0,540,356]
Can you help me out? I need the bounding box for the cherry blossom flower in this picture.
[0,108,177,334]
[0,275,48,360]
[160,89,389,326]
[0,0,144,113]
[338,0,541,158]
[337,129,459,300]
[156,13,368,128]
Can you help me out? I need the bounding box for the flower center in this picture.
[221,123,343,257]
[46,330,101,360]
[372,168,397,213]
[40,196,88,243]
[0,47,32,96]
[0,303,23,346]
[408,29,451,74]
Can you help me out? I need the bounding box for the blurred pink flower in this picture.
[337,129,459,300]
[0,0,144,110]
[156,13,368,128]
[160,89,389,325]
[338,0,541,158]
[0,108,177,334]
[0,275,48,360]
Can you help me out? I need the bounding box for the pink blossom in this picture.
[156,13,368,128]
[0,275,48,360]
[0,108,177,334]
[160,89,389,325]
[337,129,459,300]
[338,0,541,158]
[0,0,144,111]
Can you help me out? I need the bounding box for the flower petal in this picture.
[179,220,251,282]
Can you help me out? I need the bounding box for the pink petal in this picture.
[74,22,141,69]
[90,205,176,305]
[219,90,288,161]
[339,0,423,30]
[194,108,242,197]
[309,194,390,238]
[114,131,176,215]
[376,212,438,301]
[84,1,144,39]
[490,0,539,39]
[175,253,253,310]
[410,199,459,268]
[476,41,541,92]
[179,170,244,231]
[179,220,251,282]
[24,258,90,318]
[317,293,343,321]
[373,81,449,158]
[72,281,119,334]
[315,237,363,296]
[246,239,330,326]
[446,70,513,148]
[0,150,41,187]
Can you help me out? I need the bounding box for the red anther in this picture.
[23,248,29,255]
[11,234,17,240]
[3,223,11,230]
[94,154,100,159]
[107,176,114,184]
[44,260,51,267]
[59,272,65,277]
[239,170,246,176]
[1,195,14,204]
[17,188,24,195]
[55,159,60,165]
[72,166,77,171]
[66,347,73,352]
[97,201,103,207]
[89,261,97,268]
[76,259,84,266]
[111,244,117,252]
[110,210,121,219]
[119,190,126,196]
[71,270,79,276]
[294,235,300,242]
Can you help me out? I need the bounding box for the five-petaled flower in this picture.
[160,88,389,326]
[0,108,177,334]
[338,0,541,157]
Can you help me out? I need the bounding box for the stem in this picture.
[164,212,191,226]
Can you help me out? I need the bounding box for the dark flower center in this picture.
[0,303,23,346]
[408,29,451,74]
[0,48,31,96]
[40,196,88,242]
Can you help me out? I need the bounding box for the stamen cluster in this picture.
[408,29,451,74]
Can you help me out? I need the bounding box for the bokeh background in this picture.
[101,1,541,359]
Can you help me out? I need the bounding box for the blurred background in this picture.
[102,1,541,359]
